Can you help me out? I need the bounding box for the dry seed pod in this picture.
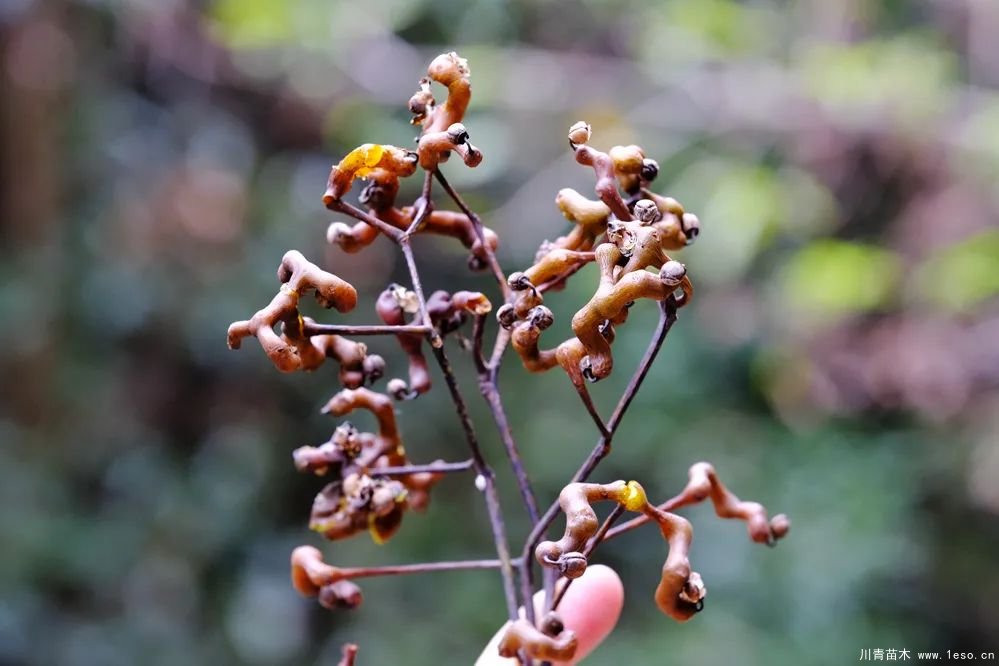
[318,387,444,509]
[290,546,364,611]
[504,247,595,322]
[408,78,435,125]
[630,191,700,248]
[499,188,614,327]
[376,285,429,400]
[501,191,609,324]
[417,122,483,171]
[671,462,790,546]
[323,144,417,206]
[227,251,383,382]
[647,505,705,622]
[320,581,363,610]
[291,545,344,594]
[292,421,365,476]
[605,217,685,277]
[538,480,709,623]
[376,285,491,400]
[509,306,557,371]
[633,198,661,224]
[568,122,640,221]
[508,306,593,386]
[310,328,386,388]
[536,480,646,578]
[412,52,471,134]
[607,144,649,196]
[507,221,693,383]
[324,53,498,269]
[570,243,692,382]
[309,473,409,543]
[325,167,498,270]
[319,388,405,466]
[497,613,578,662]
[567,120,592,146]
[544,188,611,258]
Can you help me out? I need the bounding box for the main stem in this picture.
[436,172,540,528]
[399,236,521,622]
[436,171,546,655]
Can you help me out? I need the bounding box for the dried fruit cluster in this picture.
[226,52,789,664]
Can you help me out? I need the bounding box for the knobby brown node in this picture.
[225,51,790,665]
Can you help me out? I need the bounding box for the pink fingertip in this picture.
[550,564,624,664]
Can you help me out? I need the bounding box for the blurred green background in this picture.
[2,0,998,664]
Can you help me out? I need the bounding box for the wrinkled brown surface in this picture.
[227,251,379,378]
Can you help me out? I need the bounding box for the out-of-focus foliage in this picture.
[2,1,998,665]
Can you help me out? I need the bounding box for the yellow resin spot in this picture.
[339,143,385,180]
[368,515,388,545]
[620,480,647,512]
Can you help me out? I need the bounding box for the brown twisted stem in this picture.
[595,464,790,545]
[549,503,625,610]
[552,461,790,614]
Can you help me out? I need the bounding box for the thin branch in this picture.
[327,199,404,242]
[429,343,521,621]
[584,504,626,556]
[472,314,540,531]
[404,170,436,236]
[489,326,511,375]
[399,238,444,348]
[337,557,517,580]
[369,459,474,477]
[301,322,431,337]
[433,168,512,301]
[570,381,610,439]
[472,313,489,375]
[479,375,541,526]
[573,299,678,480]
